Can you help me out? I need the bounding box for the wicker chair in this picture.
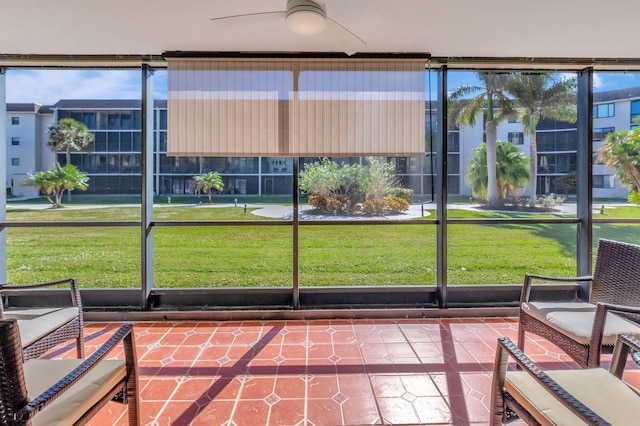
[0,278,84,360]
[0,318,139,426]
[518,238,640,368]
[491,333,640,425]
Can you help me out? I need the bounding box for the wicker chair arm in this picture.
[521,274,593,303]
[0,277,82,311]
[590,303,640,368]
[610,333,640,377]
[1,277,77,291]
[494,337,610,426]
[17,323,134,422]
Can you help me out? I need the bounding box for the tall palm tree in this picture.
[193,171,224,203]
[47,118,94,165]
[449,72,516,207]
[505,73,576,207]
[466,141,529,201]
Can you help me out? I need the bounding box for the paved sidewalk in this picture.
[6,199,632,218]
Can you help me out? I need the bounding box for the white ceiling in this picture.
[0,0,638,63]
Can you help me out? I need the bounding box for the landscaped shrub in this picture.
[308,193,354,215]
[300,157,412,216]
[390,187,414,202]
[536,193,565,210]
[386,196,410,213]
[308,193,328,211]
[362,197,410,216]
[326,195,351,215]
[362,198,387,215]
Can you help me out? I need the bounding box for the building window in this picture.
[593,175,615,188]
[631,100,640,123]
[593,127,616,136]
[11,117,19,125]
[11,137,19,146]
[508,132,524,145]
[11,158,19,166]
[593,103,615,118]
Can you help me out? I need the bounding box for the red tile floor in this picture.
[45,317,640,426]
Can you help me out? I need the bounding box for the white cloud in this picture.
[6,69,168,104]
[592,73,604,89]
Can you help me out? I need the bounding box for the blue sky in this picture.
[5,68,640,104]
[6,69,168,105]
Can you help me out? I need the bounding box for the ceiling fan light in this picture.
[286,1,327,35]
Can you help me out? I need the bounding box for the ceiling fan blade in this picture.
[211,11,286,26]
[324,18,366,56]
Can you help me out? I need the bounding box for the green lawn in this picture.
[5,203,640,288]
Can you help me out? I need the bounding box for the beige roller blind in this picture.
[167,57,425,157]
[289,59,425,156]
[167,59,287,156]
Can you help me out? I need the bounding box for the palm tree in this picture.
[597,118,640,203]
[505,73,576,207]
[47,118,94,165]
[466,141,529,201]
[24,163,89,208]
[193,171,224,203]
[449,72,516,207]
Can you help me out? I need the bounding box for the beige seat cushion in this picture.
[24,358,126,426]
[522,302,640,345]
[5,307,79,347]
[3,308,66,320]
[505,368,640,425]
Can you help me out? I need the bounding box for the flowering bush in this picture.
[308,194,353,215]
[362,198,387,215]
[362,197,410,215]
[386,196,410,213]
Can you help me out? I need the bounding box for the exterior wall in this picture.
[458,120,484,197]
[37,113,56,171]
[5,110,39,198]
[593,97,636,198]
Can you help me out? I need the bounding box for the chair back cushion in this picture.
[6,307,79,347]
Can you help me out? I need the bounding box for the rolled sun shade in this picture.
[167,57,426,157]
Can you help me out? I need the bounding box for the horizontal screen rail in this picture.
[447,217,580,225]
[1,217,584,228]
[1,221,140,228]
[593,218,640,224]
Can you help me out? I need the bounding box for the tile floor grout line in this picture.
[354,319,385,425]
[303,320,311,426]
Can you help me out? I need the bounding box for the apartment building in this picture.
[5,103,54,198]
[5,89,636,200]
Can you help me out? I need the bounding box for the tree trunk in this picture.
[208,191,213,204]
[66,150,72,202]
[529,132,538,208]
[485,120,500,207]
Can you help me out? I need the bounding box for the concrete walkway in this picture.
[249,202,630,220]
[6,198,633,219]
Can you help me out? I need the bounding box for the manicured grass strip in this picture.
[5,205,640,288]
